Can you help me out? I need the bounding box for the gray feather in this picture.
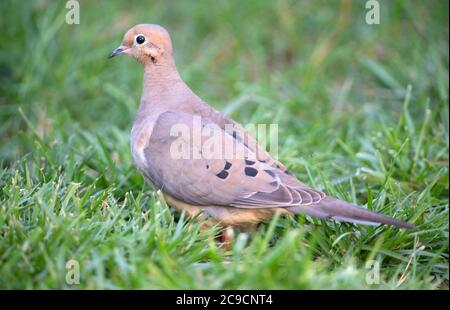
[289,196,415,229]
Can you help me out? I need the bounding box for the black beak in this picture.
[108,46,128,59]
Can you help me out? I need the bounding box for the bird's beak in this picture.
[108,45,129,59]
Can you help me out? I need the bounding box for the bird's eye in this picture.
[135,35,146,45]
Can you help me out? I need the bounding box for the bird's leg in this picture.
[215,226,234,251]
[161,193,236,249]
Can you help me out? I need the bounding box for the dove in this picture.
[109,24,414,240]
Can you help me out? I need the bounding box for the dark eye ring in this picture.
[135,34,146,45]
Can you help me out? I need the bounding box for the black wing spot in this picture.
[232,131,238,139]
[245,167,258,177]
[224,161,232,170]
[285,170,293,176]
[264,170,276,178]
[206,165,209,169]
[216,170,229,179]
[245,159,255,165]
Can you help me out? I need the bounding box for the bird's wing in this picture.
[192,101,283,167]
[142,111,325,207]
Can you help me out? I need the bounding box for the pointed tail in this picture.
[289,196,414,229]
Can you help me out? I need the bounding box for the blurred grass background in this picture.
[0,0,448,289]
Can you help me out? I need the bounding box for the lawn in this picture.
[0,0,448,289]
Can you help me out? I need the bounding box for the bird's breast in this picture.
[130,117,157,174]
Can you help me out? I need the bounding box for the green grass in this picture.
[0,0,448,289]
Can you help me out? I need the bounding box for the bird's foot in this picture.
[216,226,234,251]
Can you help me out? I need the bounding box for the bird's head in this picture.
[109,24,173,65]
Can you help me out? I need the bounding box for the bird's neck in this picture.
[135,57,195,123]
[141,56,186,104]
[135,56,195,128]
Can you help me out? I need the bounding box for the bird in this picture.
[109,24,414,243]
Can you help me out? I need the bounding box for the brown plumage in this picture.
[109,24,415,235]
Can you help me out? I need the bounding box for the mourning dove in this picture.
[109,24,414,234]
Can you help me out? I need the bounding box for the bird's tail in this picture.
[288,196,414,229]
